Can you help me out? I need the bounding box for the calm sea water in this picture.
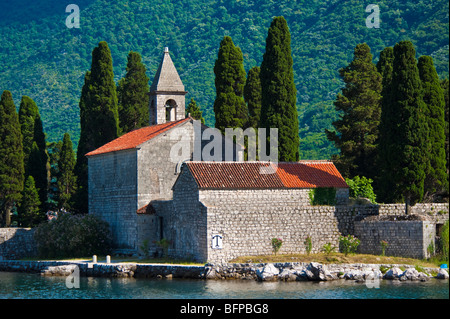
[0,271,448,299]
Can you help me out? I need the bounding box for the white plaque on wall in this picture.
[211,234,223,249]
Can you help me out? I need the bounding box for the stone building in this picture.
[85,48,448,264]
[86,48,242,250]
[144,161,350,262]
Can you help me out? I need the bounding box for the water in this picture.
[0,272,448,299]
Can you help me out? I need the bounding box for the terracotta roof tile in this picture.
[186,161,348,189]
[86,118,190,157]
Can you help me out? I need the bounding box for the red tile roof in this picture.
[186,161,348,189]
[86,118,190,156]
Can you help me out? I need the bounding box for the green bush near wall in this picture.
[34,213,113,258]
[309,187,336,206]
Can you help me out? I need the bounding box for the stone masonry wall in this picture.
[88,149,138,249]
[354,220,436,259]
[168,169,448,263]
[0,228,37,260]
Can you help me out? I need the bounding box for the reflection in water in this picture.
[0,272,448,299]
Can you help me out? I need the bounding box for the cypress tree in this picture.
[213,36,248,134]
[326,43,382,179]
[418,56,448,197]
[260,16,299,162]
[378,41,428,211]
[376,47,395,199]
[441,78,449,183]
[57,133,77,210]
[0,90,25,226]
[74,41,119,213]
[118,51,150,134]
[244,66,262,129]
[186,98,205,124]
[18,96,49,209]
[18,176,42,227]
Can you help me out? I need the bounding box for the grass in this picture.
[229,252,443,268]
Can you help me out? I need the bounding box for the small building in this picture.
[153,161,349,263]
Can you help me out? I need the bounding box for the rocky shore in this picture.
[0,260,448,282]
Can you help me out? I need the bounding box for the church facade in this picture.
[86,48,351,261]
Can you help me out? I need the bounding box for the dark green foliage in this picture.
[260,16,299,162]
[186,98,205,124]
[74,41,119,213]
[0,1,448,160]
[18,95,49,209]
[18,176,42,227]
[309,187,336,206]
[326,43,382,179]
[118,51,150,134]
[299,101,339,160]
[34,212,113,258]
[0,90,24,226]
[213,36,248,134]
[57,133,77,210]
[47,139,63,210]
[418,56,448,196]
[345,176,377,204]
[244,66,262,129]
[377,41,428,207]
[441,78,449,181]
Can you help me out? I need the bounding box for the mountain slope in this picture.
[0,0,448,159]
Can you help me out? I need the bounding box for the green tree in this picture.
[260,16,299,162]
[57,133,77,210]
[418,56,448,197]
[0,90,25,226]
[18,175,42,227]
[186,98,205,124]
[244,66,262,129]
[378,41,428,212]
[441,78,449,182]
[376,47,395,198]
[326,43,382,179]
[18,95,49,209]
[213,36,248,134]
[118,51,150,134]
[74,41,119,213]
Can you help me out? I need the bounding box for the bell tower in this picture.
[149,47,187,125]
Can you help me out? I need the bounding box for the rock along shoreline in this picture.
[0,260,448,282]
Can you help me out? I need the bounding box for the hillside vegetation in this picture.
[0,0,448,158]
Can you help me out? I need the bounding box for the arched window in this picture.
[165,99,177,122]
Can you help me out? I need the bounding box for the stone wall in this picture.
[164,167,449,263]
[88,149,138,249]
[0,228,37,260]
[354,217,436,259]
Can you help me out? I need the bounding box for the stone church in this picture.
[86,48,350,262]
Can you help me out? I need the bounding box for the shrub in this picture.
[154,238,171,257]
[304,236,312,255]
[339,235,360,256]
[345,176,377,204]
[309,187,336,205]
[321,242,337,255]
[441,220,449,262]
[271,238,283,255]
[380,240,388,256]
[34,212,113,258]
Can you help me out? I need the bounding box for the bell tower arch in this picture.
[149,47,187,125]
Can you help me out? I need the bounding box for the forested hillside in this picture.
[0,0,448,159]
